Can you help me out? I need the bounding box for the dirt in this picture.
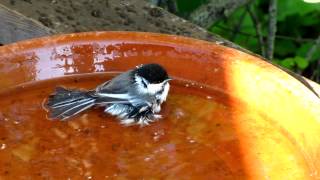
[1,0,245,51]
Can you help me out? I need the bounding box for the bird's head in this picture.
[134,63,171,96]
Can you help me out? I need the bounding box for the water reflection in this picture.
[1,40,215,88]
[0,52,38,90]
[47,42,212,79]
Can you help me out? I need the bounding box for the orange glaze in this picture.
[0,31,319,179]
[0,74,248,179]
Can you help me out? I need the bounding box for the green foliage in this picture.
[280,58,295,69]
[173,0,320,81]
[277,0,320,21]
[297,43,320,60]
[175,0,208,17]
[275,56,309,70]
[274,40,296,57]
[295,56,309,70]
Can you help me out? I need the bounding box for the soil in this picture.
[1,0,244,51]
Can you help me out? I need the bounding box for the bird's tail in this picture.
[45,87,96,120]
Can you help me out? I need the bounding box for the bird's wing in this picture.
[96,71,134,94]
[94,92,150,107]
[93,92,131,105]
[94,70,151,106]
[95,80,111,92]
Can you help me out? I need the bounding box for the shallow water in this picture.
[0,73,250,179]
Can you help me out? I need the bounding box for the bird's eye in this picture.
[141,79,148,88]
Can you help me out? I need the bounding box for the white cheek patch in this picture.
[135,75,170,99]
[135,75,149,94]
[147,83,164,95]
[160,83,170,103]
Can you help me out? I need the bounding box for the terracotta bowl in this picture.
[0,32,319,179]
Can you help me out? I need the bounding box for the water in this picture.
[0,73,250,179]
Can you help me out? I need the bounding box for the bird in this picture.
[45,63,171,126]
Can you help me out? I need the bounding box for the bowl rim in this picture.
[1,31,320,178]
[1,31,319,97]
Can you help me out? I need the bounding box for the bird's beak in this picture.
[165,78,172,82]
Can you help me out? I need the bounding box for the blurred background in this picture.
[1,0,320,82]
[151,0,320,82]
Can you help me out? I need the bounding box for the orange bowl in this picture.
[0,32,319,179]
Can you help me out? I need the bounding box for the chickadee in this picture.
[45,63,171,126]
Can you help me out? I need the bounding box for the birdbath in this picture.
[0,32,319,179]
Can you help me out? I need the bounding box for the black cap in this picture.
[135,63,170,84]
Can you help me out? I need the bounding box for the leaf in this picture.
[297,43,320,61]
[209,24,232,38]
[294,56,309,69]
[246,38,259,53]
[297,43,313,57]
[234,34,251,48]
[280,58,296,70]
[277,0,320,21]
[271,59,282,65]
[240,14,256,34]
[176,0,208,13]
[274,40,297,57]
[300,13,320,26]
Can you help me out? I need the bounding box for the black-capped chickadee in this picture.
[45,63,171,126]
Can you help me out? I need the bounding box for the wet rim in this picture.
[1,31,320,178]
[0,31,320,97]
[0,31,319,98]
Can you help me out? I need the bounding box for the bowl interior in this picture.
[0,32,319,179]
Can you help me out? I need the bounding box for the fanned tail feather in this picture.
[45,87,133,120]
[45,87,96,120]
